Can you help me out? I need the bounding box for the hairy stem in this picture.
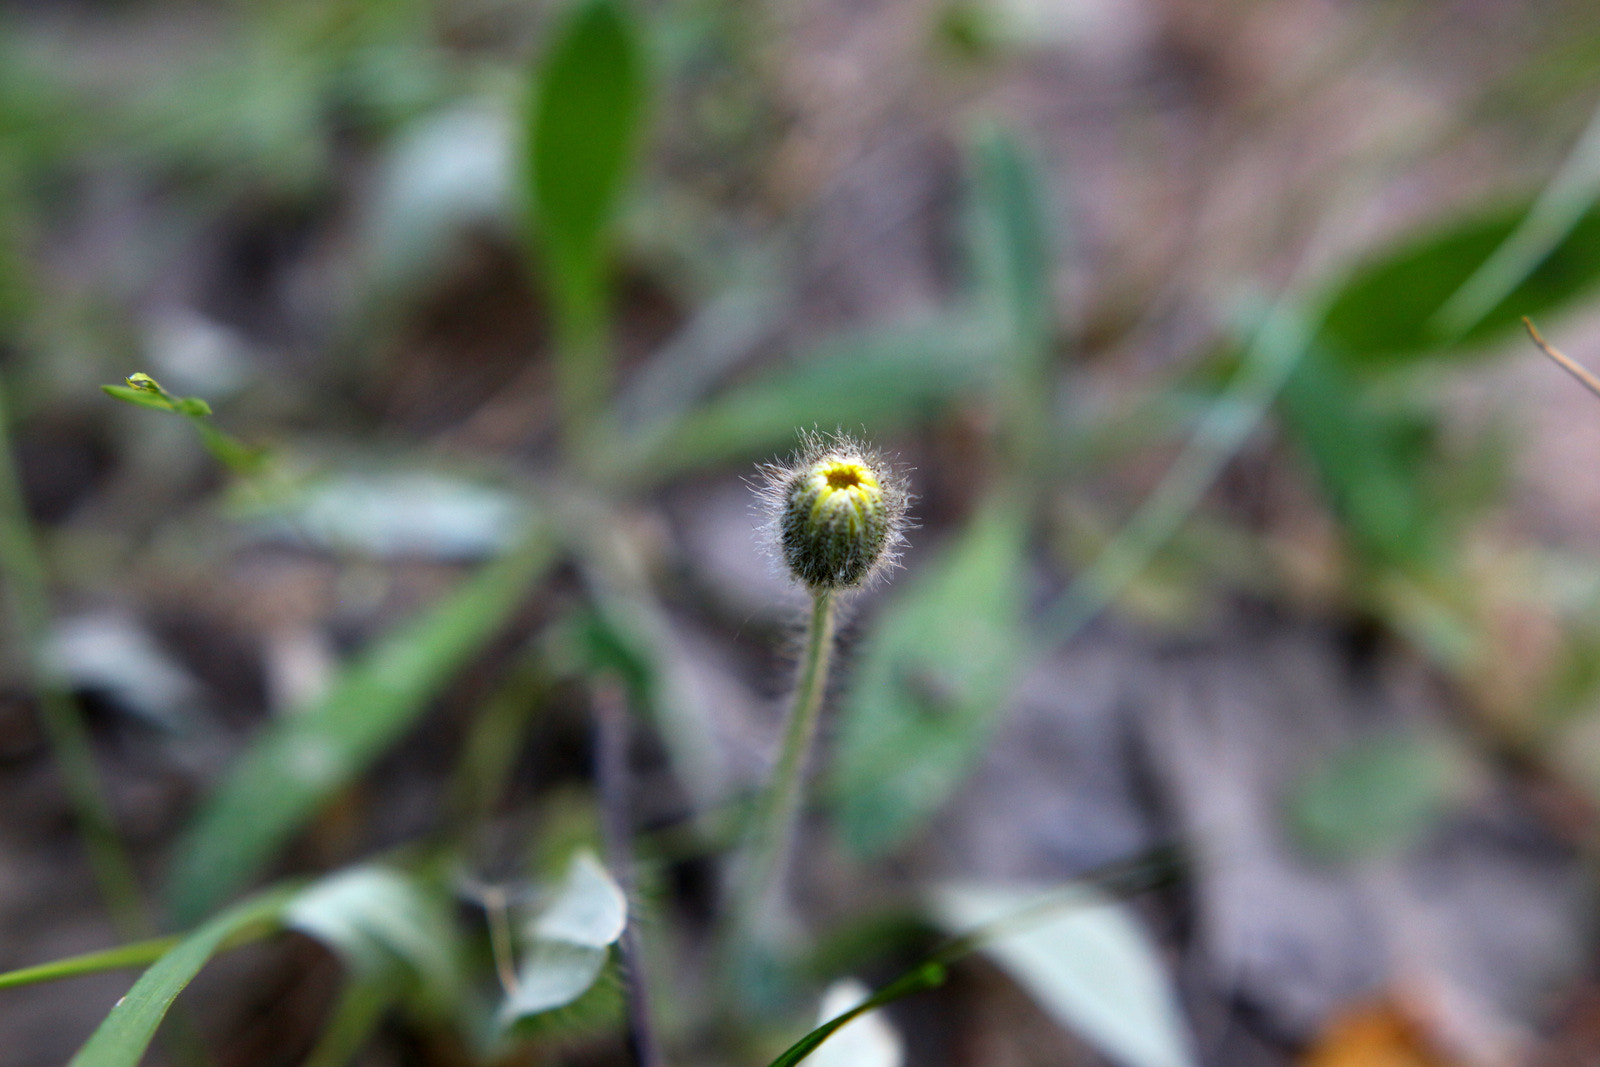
[730,588,837,953]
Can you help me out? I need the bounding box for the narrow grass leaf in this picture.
[0,937,176,992]
[764,964,946,1067]
[70,884,297,1067]
[100,384,181,412]
[167,531,556,924]
[807,979,904,1067]
[931,883,1196,1067]
[102,377,265,476]
[830,497,1028,856]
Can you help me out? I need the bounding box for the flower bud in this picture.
[760,433,909,590]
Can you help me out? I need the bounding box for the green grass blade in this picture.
[69,884,297,1067]
[100,384,179,412]
[102,375,265,476]
[764,964,947,1067]
[166,529,557,925]
[0,937,177,992]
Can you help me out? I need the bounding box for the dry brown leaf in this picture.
[1302,1000,1459,1067]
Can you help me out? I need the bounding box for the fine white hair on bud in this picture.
[756,430,910,591]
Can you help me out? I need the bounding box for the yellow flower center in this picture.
[780,455,892,589]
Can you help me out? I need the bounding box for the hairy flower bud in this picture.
[759,432,909,590]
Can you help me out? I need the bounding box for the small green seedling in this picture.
[102,373,266,476]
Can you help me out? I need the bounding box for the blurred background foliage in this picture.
[6,0,1600,1064]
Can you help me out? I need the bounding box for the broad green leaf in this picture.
[70,884,296,1067]
[1433,105,1600,337]
[167,531,557,924]
[1319,198,1600,368]
[1287,732,1464,861]
[525,0,646,323]
[931,884,1196,1067]
[532,850,627,947]
[285,866,459,995]
[830,496,1028,856]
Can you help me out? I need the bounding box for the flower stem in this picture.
[730,587,837,955]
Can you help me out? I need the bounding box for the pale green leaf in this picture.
[285,866,458,995]
[532,850,627,947]
[931,884,1196,1067]
[501,941,608,1023]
